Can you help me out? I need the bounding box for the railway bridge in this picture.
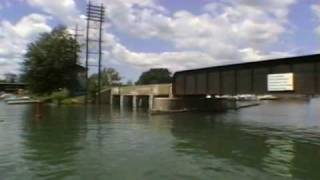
[173,54,320,96]
[105,54,320,113]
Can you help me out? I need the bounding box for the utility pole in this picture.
[85,1,105,105]
[98,4,104,105]
[73,24,81,64]
[85,6,90,105]
[70,24,85,95]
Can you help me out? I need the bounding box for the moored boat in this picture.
[257,95,279,100]
[6,99,40,105]
[0,93,14,100]
[5,96,30,102]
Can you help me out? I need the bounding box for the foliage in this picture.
[89,68,121,87]
[88,68,122,99]
[61,96,85,105]
[22,26,80,94]
[126,80,133,86]
[136,68,172,85]
[88,79,99,100]
[51,88,70,105]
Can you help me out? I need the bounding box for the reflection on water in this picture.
[0,98,320,179]
[21,105,86,179]
[262,138,294,178]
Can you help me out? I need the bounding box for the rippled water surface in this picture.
[1,98,320,180]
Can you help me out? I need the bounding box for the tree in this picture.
[88,68,122,98]
[126,80,133,86]
[51,88,69,105]
[136,68,172,85]
[89,68,121,87]
[23,26,80,94]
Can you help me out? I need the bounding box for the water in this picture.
[1,99,320,180]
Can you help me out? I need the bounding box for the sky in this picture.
[0,0,319,82]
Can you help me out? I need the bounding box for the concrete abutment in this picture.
[100,84,253,113]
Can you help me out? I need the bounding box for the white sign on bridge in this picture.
[267,73,294,92]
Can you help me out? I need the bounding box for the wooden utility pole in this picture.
[85,1,105,105]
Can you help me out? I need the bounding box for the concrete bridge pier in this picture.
[120,95,124,110]
[116,94,155,111]
[149,95,154,111]
[105,84,172,111]
[104,84,249,113]
[110,94,113,107]
[132,96,137,110]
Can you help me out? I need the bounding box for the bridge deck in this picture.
[107,84,172,96]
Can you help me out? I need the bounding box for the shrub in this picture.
[51,88,69,105]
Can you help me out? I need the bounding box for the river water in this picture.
[0,99,320,180]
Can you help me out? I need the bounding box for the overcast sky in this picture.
[0,0,319,81]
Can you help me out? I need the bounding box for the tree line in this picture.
[22,26,173,96]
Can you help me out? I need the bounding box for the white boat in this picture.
[257,95,279,100]
[3,96,17,102]
[0,93,14,100]
[235,94,257,101]
[5,96,30,102]
[7,99,40,105]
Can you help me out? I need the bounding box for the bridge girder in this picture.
[173,54,320,96]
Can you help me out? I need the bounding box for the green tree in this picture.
[126,80,133,86]
[23,26,80,94]
[136,68,172,85]
[88,68,122,98]
[51,88,70,105]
